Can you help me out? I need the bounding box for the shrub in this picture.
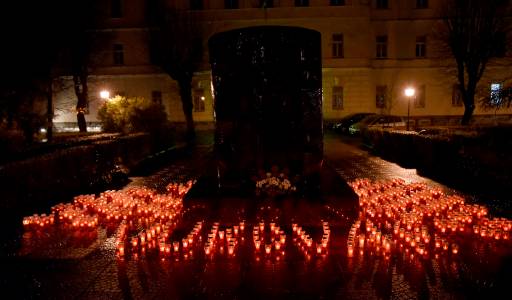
[98,96,170,134]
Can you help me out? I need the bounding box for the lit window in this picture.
[194,89,206,112]
[376,85,387,108]
[376,35,388,59]
[295,0,309,7]
[416,0,428,9]
[452,84,463,107]
[332,34,344,58]
[415,36,426,58]
[190,0,203,10]
[414,85,426,108]
[225,0,239,9]
[113,44,124,65]
[332,86,344,110]
[491,83,502,105]
[376,0,388,9]
[152,91,162,104]
[330,0,345,5]
[111,0,123,18]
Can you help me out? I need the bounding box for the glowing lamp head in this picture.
[404,87,415,97]
[100,90,110,99]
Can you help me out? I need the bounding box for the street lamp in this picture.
[404,87,415,131]
[100,90,110,99]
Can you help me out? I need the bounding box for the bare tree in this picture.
[439,0,510,125]
[60,0,104,133]
[148,1,204,141]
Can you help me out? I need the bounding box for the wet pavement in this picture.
[1,133,511,299]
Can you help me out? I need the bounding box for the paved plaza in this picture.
[1,134,511,299]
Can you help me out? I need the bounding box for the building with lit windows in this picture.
[53,0,512,131]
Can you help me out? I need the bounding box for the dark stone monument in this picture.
[209,26,323,192]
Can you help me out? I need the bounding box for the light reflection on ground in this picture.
[4,137,512,299]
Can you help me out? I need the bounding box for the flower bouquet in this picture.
[253,166,297,198]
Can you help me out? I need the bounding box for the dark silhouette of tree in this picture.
[439,0,510,125]
[58,1,104,133]
[1,1,68,142]
[148,1,203,141]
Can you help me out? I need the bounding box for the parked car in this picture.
[332,113,376,134]
[349,115,406,135]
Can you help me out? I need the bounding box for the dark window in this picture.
[452,84,463,107]
[376,35,388,58]
[376,0,388,9]
[332,86,344,110]
[152,91,162,104]
[330,0,345,5]
[225,0,239,9]
[111,0,123,18]
[415,36,426,58]
[190,0,203,10]
[493,32,507,57]
[414,85,426,108]
[332,34,344,58]
[416,0,428,9]
[295,0,309,7]
[113,44,124,65]
[376,85,387,108]
[194,89,206,112]
[260,0,274,7]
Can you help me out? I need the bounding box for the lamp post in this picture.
[100,90,110,100]
[404,87,415,131]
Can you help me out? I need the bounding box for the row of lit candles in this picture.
[253,221,287,254]
[348,178,511,259]
[23,183,191,257]
[292,221,331,255]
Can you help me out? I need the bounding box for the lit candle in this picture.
[275,241,281,251]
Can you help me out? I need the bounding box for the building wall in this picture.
[53,0,512,130]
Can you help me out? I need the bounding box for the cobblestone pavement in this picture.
[2,133,511,299]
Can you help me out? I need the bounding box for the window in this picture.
[332,34,344,58]
[376,0,388,9]
[332,86,344,110]
[376,85,387,108]
[295,0,309,7]
[111,0,123,18]
[152,91,162,104]
[416,0,428,9]
[330,0,345,5]
[194,89,206,112]
[225,0,239,9]
[190,0,203,10]
[491,83,503,105]
[113,44,124,65]
[260,0,274,7]
[415,36,426,58]
[452,84,463,107]
[493,32,507,57]
[414,85,426,108]
[376,35,388,58]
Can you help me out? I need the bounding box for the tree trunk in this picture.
[178,78,195,142]
[461,103,475,125]
[46,83,53,142]
[461,82,476,125]
[73,73,88,132]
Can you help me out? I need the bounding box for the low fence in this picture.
[363,127,512,196]
[0,133,167,213]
